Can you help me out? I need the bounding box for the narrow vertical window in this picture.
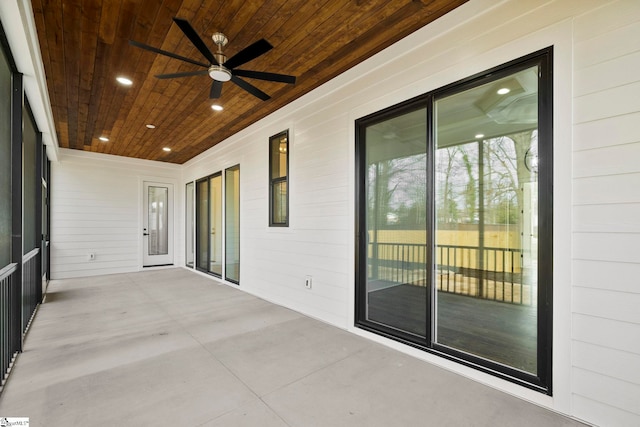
[195,178,209,272]
[269,130,289,226]
[225,165,240,283]
[185,182,195,268]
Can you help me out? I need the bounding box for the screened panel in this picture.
[0,43,11,266]
[22,107,38,254]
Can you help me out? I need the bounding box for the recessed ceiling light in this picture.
[99,136,109,142]
[146,124,156,129]
[475,134,484,139]
[163,147,171,152]
[497,87,510,95]
[116,76,133,86]
[211,104,223,111]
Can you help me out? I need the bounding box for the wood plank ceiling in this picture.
[33,0,467,164]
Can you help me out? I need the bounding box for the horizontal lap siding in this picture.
[51,151,180,279]
[572,1,640,425]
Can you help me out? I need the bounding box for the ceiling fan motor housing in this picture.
[209,65,232,82]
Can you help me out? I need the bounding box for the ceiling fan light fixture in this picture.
[209,65,232,82]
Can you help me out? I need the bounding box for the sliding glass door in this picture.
[361,108,428,338]
[209,174,223,276]
[194,168,240,283]
[434,66,540,373]
[196,173,222,277]
[356,49,552,392]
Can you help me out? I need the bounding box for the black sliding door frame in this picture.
[195,172,223,278]
[355,48,553,393]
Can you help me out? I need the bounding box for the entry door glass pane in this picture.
[148,186,168,256]
[365,109,427,337]
[434,66,539,373]
[225,166,240,283]
[209,174,223,276]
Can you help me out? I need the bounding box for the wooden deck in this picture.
[368,283,537,373]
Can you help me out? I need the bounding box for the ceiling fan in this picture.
[129,17,296,101]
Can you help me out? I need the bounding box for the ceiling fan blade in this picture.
[233,69,296,84]
[173,17,218,65]
[210,80,223,99]
[231,75,270,101]
[223,39,272,69]
[129,40,209,68]
[155,70,209,79]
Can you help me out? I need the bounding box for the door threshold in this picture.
[143,264,174,268]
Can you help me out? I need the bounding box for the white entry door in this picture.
[143,181,174,266]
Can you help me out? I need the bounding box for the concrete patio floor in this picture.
[0,268,585,426]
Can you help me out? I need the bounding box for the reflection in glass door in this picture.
[433,66,540,374]
[209,174,223,276]
[196,178,209,271]
[196,173,222,277]
[225,165,240,283]
[185,182,195,268]
[356,50,552,390]
[360,108,428,338]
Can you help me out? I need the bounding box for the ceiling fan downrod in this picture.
[209,32,231,81]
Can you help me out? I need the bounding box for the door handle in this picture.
[143,232,149,236]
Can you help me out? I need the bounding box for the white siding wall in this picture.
[51,149,181,278]
[572,2,640,425]
[45,0,640,425]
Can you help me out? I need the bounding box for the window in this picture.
[225,165,240,283]
[185,182,195,268]
[269,130,288,226]
[355,48,552,392]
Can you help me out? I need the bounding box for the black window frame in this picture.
[195,172,223,278]
[355,47,553,394]
[269,130,289,227]
[224,164,241,284]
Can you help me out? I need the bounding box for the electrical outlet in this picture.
[305,275,312,289]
